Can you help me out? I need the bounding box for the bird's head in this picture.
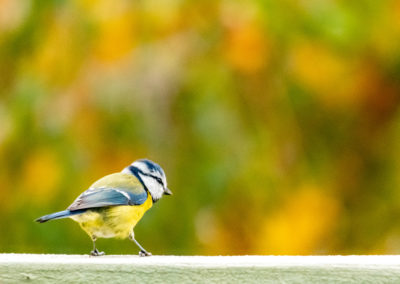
[123,159,172,202]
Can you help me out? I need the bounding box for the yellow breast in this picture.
[72,192,153,239]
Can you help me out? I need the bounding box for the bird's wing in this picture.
[68,173,148,211]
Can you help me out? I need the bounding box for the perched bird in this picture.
[36,159,172,256]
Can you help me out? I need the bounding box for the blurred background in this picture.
[1,0,400,255]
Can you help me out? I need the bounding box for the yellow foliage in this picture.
[22,149,61,203]
[258,185,340,254]
[394,0,400,29]
[32,21,63,76]
[369,1,400,60]
[141,0,182,34]
[93,12,136,63]
[27,14,81,86]
[290,42,360,108]
[224,22,269,74]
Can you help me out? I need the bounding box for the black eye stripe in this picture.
[145,174,163,185]
[141,172,163,185]
[129,166,164,186]
[154,176,163,185]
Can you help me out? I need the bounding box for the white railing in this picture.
[1,254,400,283]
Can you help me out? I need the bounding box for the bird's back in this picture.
[70,173,153,239]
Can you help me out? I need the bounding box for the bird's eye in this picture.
[155,177,163,185]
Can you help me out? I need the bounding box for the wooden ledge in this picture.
[1,254,400,283]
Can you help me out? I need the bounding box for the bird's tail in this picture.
[35,209,85,223]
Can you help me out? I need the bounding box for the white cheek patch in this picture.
[140,174,164,201]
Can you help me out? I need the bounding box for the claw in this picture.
[139,250,152,257]
[90,249,105,256]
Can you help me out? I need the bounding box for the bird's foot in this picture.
[139,250,152,257]
[90,249,105,256]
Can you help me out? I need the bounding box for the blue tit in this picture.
[36,159,172,256]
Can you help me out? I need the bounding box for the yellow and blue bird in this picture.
[36,159,172,256]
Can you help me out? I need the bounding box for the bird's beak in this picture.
[164,187,173,195]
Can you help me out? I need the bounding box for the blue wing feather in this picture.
[68,188,148,211]
[67,173,148,211]
[35,209,87,223]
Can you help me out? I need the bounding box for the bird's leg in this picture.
[129,232,151,257]
[90,237,105,256]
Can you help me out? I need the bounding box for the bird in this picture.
[36,159,172,256]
